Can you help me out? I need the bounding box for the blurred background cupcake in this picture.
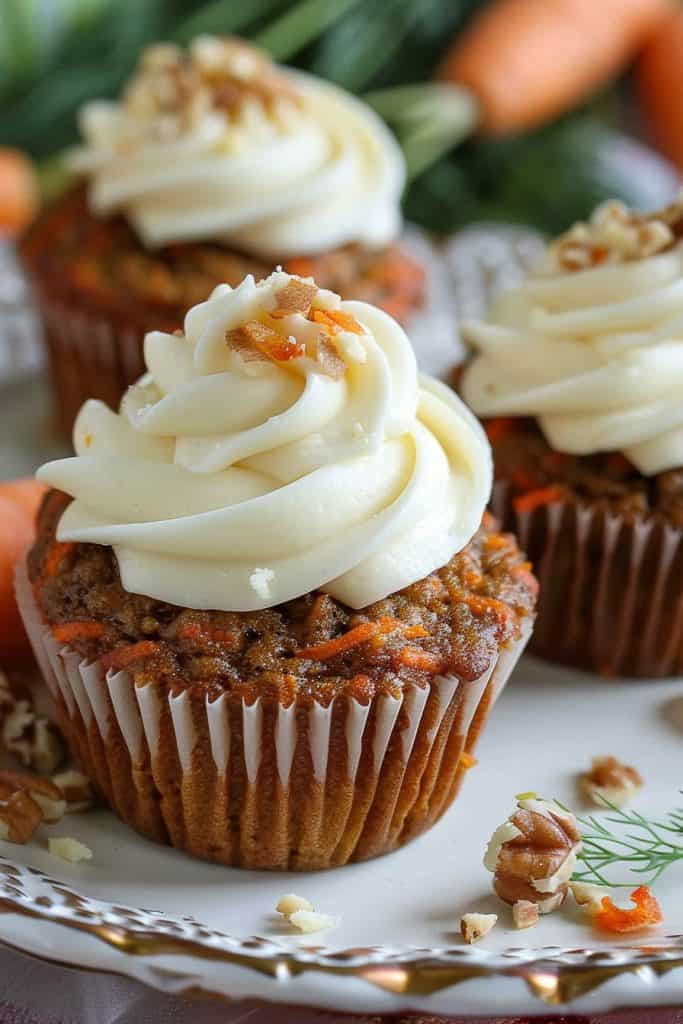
[20,35,426,433]
[461,196,683,679]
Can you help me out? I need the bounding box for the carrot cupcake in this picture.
[461,196,683,678]
[20,36,424,434]
[18,271,536,870]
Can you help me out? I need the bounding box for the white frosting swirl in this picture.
[69,37,404,257]
[37,273,491,611]
[462,237,683,475]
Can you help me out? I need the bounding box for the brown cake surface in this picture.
[20,187,425,329]
[30,490,537,704]
[484,416,683,526]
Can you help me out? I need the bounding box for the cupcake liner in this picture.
[16,564,531,870]
[492,481,683,678]
[40,296,145,436]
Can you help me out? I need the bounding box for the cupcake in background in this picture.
[20,36,424,433]
[18,271,536,870]
[461,196,683,678]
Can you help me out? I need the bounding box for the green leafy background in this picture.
[0,0,659,234]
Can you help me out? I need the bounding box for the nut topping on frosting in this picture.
[484,796,582,914]
[69,36,405,255]
[38,271,491,613]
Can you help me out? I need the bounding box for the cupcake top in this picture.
[69,36,405,257]
[462,196,683,475]
[38,272,491,612]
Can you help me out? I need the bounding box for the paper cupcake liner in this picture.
[492,481,683,678]
[17,564,531,870]
[39,296,145,436]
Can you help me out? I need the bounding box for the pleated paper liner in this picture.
[16,564,531,871]
[491,481,683,678]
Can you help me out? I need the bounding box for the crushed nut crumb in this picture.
[460,912,497,944]
[276,893,314,917]
[48,837,93,864]
[288,910,335,934]
[512,900,539,930]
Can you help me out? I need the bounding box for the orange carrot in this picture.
[484,533,509,551]
[594,885,663,933]
[396,647,442,673]
[0,149,39,237]
[178,623,238,646]
[484,417,516,445]
[460,751,478,770]
[638,7,683,169]
[297,622,379,660]
[438,0,674,136]
[101,641,160,672]
[513,485,566,514]
[0,479,47,663]
[44,541,76,579]
[52,621,108,644]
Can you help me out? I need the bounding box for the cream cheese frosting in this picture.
[69,36,404,258]
[461,198,683,475]
[38,272,491,611]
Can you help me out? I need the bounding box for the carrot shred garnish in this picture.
[484,417,516,444]
[178,624,238,645]
[396,647,442,672]
[52,621,107,644]
[460,751,478,770]
[101,641,160,672]
[310,308,363,335]
[484,533,509,550]
[44,541,76,579]
[404,624,429,639]
[297,622,379,660]
[594,885,663,934]
[513,485,566,514]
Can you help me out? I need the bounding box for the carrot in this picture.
[594,885,663,933]
[0,149,39,237]
[395,647,442,673]
[310,309,363,335]
[484,417,516,445]
[44,541,76,579]
[484,534,509,551]
[638,7,683,169]
[52,621,108,644]
[460,751,478,770]
[438,0,674,136]
[513,485,566,514]
[0,479,47,663]
[101,641,160,672]
[297,622,379,660]
[178,623,238,645]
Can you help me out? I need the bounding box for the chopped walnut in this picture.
[288,910,335,934]
[579,756,643,808]
[48,837,93,864]
[484,796,582,914]
[52,770,95,813]
[512,900,539,930]
[0,770,65,824]
[276,893,314,917]
[460,912,497,944]
[2,701,66,775]
[315,336,347,380]
[0,789,42,844]
[570,881,605,912]
[549,193,683,272]
[270,279,318,319]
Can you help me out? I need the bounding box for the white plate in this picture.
[0,658,682,1017]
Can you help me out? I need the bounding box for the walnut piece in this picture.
[512,900,539,930]
[270,279,318,319]
[579,756,643,808]
[0,770,65,824]
[570,881,605,912]
[48,837,93,864]
[460,912,497,944]
[0,789,42,844]
[484,797,582,914]
[52,770,95,813]
[315,336,347,380]
[276,893,314,917]
[2,694,66,776]
[549,193,683,272]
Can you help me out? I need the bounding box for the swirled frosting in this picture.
[69,36,404,257]
[461,198,683,475]
[38,272,491,611]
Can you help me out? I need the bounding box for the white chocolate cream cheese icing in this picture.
[69,36,404,257]
[38,272,491,612]
[461,197,683,476]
